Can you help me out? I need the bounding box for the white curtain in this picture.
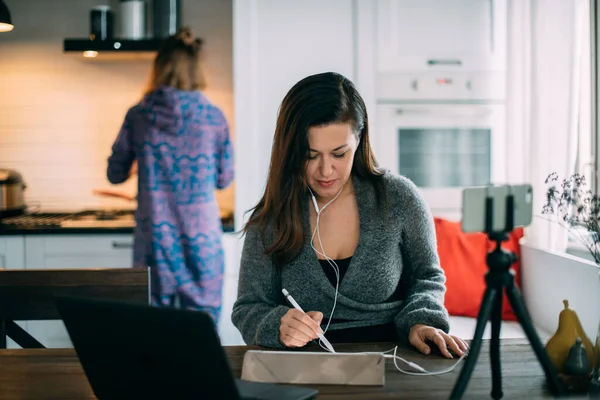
[506,0,591,252]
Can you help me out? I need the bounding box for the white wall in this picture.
[0,0,234,213]
[233,0,357,230]
[218,233,244,345]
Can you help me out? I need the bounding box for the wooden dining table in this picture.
[0,339,568,399]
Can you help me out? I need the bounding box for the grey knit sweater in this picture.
[231,171,450,348]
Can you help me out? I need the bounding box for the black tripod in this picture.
[449,192,565,399]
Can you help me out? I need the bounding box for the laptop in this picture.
[54,295,318,400]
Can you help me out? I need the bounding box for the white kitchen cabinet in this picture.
[25,234,133,269]
[0,236,25,269]
[376,0,507,73]
[0,235,26,348]
[24,234,134,348]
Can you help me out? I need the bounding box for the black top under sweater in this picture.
[318,257,397,343]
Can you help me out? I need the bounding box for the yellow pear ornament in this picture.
[545,300,595,374]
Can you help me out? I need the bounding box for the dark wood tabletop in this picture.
[0,339,563,399]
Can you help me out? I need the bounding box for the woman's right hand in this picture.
[279,309,324,348]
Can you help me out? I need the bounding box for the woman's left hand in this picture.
[129,161,138,177]
[409,324,469,358]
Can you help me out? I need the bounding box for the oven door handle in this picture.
[426,58,462,66]
[112,241,133,249]
[394,107,494,119]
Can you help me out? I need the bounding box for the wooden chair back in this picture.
[0,268,150,348]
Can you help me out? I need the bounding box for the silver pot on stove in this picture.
[0,169,26,218]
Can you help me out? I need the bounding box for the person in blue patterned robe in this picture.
[106,28,234,324]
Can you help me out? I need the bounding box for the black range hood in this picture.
[63,38,164,59]
[63,0,183,60]
[64,38,163,52]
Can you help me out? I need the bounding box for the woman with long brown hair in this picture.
[232,72,468,357]
[106,28,234,324]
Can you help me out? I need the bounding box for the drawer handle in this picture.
[426,58,462,66]
[112,241,133,249]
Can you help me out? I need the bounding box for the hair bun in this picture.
[175,27,195,45]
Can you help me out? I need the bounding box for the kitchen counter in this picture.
[0,211,235,235]
[0,225,138,235]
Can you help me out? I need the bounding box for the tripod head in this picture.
[484,190,515,241]
[483,190,519,273]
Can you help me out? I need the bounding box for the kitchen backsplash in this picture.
[0,0,234,214]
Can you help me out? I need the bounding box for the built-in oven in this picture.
[374,102,506,221]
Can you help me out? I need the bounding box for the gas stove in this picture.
[60,209,135,228]
[1,213,72,227]
[1,209,136,229]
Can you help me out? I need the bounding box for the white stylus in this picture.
[282,288,336,353]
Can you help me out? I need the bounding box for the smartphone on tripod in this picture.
[450,183,565,399]
[460,184,534,233]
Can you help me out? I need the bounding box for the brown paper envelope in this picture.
[241,350,386,386]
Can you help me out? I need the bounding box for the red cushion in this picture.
[434,217,524,321]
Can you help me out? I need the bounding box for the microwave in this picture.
[373,103,506,221]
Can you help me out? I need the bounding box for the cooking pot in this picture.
[0,169,26,218]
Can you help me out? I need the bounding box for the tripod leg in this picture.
[490,289,504,400]
[505,284,565,396]
[450,287,499,400]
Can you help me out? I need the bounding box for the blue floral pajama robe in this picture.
[107,86,234,324]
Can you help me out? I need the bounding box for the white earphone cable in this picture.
[382,346,468,375]
[307,185,344,352]
[306,185,467,374]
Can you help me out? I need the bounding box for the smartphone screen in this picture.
[461,185,533,233]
